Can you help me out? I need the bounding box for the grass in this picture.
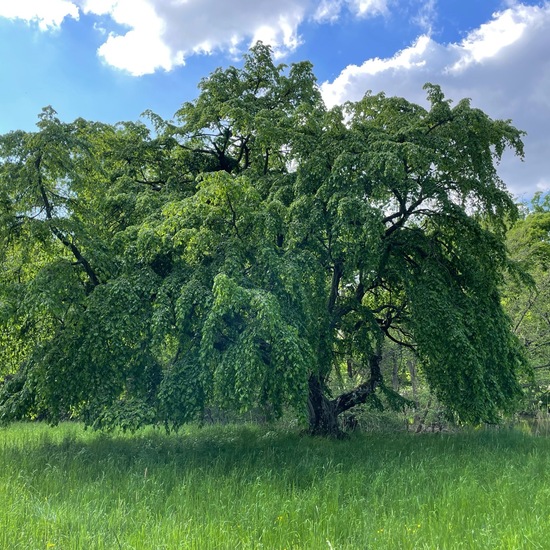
[0,422,549,549]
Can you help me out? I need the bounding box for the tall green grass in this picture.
[1,422,548,549]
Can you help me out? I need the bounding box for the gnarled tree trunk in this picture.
[307,375,342,437]
[307,353,383,437]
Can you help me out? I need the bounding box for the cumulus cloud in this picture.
[0,0,79,30]
[0,0,395,75]
[79,0,176,74]
[1,0,546,196]
[76,0,391,76]
[75,0,311,75]
[320,3,550,197]
[448,6,529,72]
[78,0,395,75]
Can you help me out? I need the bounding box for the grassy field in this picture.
[0,422,548,549]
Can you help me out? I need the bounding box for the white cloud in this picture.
[0,0,79,30]
[80,0,174,74]
[321,34,435,107]
[449,6,528,72]
[320,3,550,198]
[0,0,315,73]
[80,0,393,74]
[313,0,390,22]
[250,10,305,58]
[314,1,343,22]
[2,0,545,197]
[351,0,390,18]
[0,0,394,75]
[78,0,311,75]
[412,0,437,33]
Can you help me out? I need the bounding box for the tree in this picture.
[505,192,550,412]
[0,44,526,436]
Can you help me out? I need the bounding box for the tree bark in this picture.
[307,353,383,437]
[307,375,342,438]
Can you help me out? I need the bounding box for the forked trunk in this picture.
[307,353,383,437]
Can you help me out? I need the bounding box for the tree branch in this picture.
[35,152,101,288]
[332,353,382,415]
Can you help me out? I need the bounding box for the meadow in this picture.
[0,422,548,549]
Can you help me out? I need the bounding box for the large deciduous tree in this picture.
[0,44,526,436]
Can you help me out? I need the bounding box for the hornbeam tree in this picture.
[0,44,526,436]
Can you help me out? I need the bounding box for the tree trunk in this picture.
[408,359,418,405]
[392,349,400,391]
[307,375,343,438]
[307,353,383,437]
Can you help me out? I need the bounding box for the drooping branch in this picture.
[382,327,417,351]
[35,153,101,288]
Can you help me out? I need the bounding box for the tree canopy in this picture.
[0,43,527,436]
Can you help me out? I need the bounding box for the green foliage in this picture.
[0,45,527,433]
[504,192,550,412]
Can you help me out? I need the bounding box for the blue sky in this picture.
[0,0,548,198]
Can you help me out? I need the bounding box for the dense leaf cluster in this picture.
[504,192,550,412]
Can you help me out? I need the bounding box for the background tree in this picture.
[0,44,526,436]
[505,192,550,413]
